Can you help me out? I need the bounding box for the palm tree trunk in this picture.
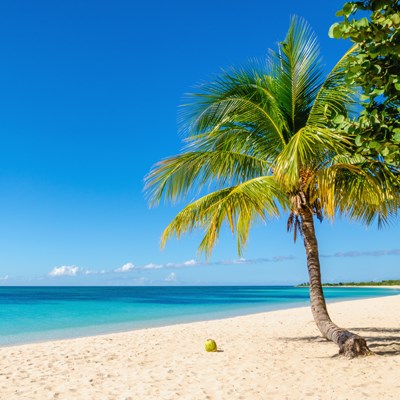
[299,206,372,357]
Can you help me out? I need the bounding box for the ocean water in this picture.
[0,286,399,346]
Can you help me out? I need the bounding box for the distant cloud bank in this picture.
[46,255,295,278]
[0,245,400,283]
[44,248,400,279]
[322,249,400,258]
[113,255,296,273]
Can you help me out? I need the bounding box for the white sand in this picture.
[1,295,399,400]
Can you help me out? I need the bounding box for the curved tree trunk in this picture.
[299,206,372,358]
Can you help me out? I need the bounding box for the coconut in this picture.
[204,339,217,352]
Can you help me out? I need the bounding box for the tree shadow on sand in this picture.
[347,327,400,356]
[278,327,400,356]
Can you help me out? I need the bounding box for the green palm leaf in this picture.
[146,16,399,255]
[180,66,288,150]
[145,150,272,206]
[307,45,358,128]
[317,157,399,224]
[160,176,287,256]
[267,16,324,135]
[145,16,398,356]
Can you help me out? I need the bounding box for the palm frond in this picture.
[183,121,282,161]
[146,17,398,258]
[274,126,351,187]
[317,157,399,224]
[307,45,358,128]
[267,16,324,135]
[160,176,288,256]
[179,65,288,151]
[145,150,272,206]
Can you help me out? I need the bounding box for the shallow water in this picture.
[1,286,399,346]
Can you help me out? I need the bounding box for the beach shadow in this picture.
[368,343,400,356]
[277,335,327,342]
[348,327,400,335]
[348,327,400,356]
[278,328,400,356]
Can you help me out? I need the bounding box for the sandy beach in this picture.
[1,295,399,400]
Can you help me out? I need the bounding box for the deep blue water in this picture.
[0,286,399,346]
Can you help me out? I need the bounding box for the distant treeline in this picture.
[297,280,400,287]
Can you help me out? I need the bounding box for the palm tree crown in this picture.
[145,16,399,357]
[146,16,398,256]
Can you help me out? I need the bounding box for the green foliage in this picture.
[330,1,400,165]
[145,17,399,256]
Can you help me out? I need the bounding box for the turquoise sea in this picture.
[1,286,399,346]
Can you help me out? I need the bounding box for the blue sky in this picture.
[0,0,398,286]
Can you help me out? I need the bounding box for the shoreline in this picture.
[1,295,399,399]
[2,287,399,348]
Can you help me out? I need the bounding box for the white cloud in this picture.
[165,272,177,282]
[163,259,199,269]
[143,263,163,270]
[183,259,197,266]
[136,256,294,271]
[233,257,248,264]
[84,269,107,275]
[216,256,295,265]
[115,262,136,273]
[0,275,9,281]
[49,265,79,277]
[84,269,94,275]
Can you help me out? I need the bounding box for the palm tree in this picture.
[145,17,399,357]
